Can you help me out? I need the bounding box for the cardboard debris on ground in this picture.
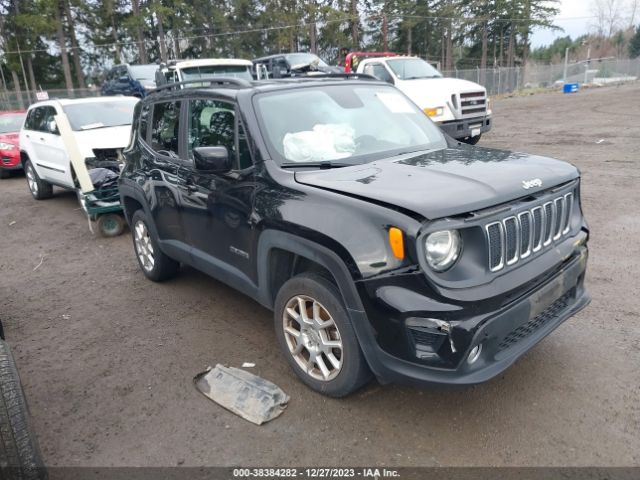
[194,364,289,425]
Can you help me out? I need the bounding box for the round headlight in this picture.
[425,230,461,272]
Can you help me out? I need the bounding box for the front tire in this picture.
[24,160,52,200]
[131,210,179,282]
[274,273,371,397]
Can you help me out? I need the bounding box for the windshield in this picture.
[285,53,328,68]
[386,58,442,80]
[255,84,446,166]
[180,65,253,82]
[0,113,25,134]
[63,99,138,131]
[129,65,158,80]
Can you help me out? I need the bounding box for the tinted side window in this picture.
[24,108,41,131]
[150,101,180,157]
[139,104,150,142]
[366,64,393,83]
[41,106,59,134]
[187,99,252,170]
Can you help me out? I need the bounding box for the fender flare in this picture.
[256,229,364,313]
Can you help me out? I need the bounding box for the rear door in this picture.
[26,105,71,186]
[145,99,189,248]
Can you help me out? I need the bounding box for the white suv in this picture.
[20,97,138,199]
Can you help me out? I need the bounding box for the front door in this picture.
[177,98,257,282]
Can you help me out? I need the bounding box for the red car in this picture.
[0,110,26,179]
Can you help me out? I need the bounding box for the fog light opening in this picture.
[467,344,482,365]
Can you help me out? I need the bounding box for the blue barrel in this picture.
[563,83,579,93]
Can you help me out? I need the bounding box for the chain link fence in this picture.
[1,58,639,110]
[442,58,640,96]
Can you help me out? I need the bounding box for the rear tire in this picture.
[0,340,47,480]
[131,210,179,282]
[24,160,52,200]
[274,273,372,397]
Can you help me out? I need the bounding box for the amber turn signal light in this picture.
[388,227,405,260]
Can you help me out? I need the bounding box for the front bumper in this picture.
[350,246,590,387]
[439,115,492,140]
[0,151,21,170]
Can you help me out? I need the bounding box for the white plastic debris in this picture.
[194,364,289,425]
[283,123,355,163]
[241,362,255,368]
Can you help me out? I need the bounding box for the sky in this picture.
[530,0,593,48]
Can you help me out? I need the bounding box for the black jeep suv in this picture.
[119,76,590,397]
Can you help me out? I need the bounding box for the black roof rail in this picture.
[149,76,252,94]
[288,72,378,81]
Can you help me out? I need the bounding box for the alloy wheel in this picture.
[133,220,155,272]
[282,295,343,381]
[26,164,38,196]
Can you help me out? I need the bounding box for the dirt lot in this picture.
[0,83,639,468]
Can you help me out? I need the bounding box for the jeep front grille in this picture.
[486,192,574,272]
[459,91,487,118]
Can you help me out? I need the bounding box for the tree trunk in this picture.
[63,0,86,89]
[132,0,148,63]
[481,20,488,83]
[11,70,24,110]
[173,34,180,60]
[110,7,122,64]
[156,9,168,62]
[308,1,317,54]
[26,57,37,94]
[521,0,530,88]
[507,22,515,68]
[54,0,74,96]
[407,25,412,55]
[382,14,388,52]
[350,0,359,49]
[446,20,453,71]
[499,28,504,67]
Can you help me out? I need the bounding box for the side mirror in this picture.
[47,119,58,134]
[118,75,129,83]
[193,146,231,173]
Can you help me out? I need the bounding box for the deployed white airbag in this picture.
[283,123,356,162]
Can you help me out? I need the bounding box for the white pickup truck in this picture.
[352,54,492,144]
[156,58,254,85]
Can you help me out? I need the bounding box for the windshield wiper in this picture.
[280,161,351,169]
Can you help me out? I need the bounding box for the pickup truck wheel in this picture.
[274,273,371,397]
[131,210,179,281]
[0,340,47,480]
[24,160,53,200]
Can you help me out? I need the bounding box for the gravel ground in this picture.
[0,82,639,467]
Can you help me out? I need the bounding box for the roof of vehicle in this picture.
[166,58,253,69]
[26,96,139,109]
[143,75,383,102]
[253,52,321,63]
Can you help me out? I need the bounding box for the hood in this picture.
[73,125,132,158]
[294,146,579,220]
[397,77,486,108]
[0,132,19,145]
